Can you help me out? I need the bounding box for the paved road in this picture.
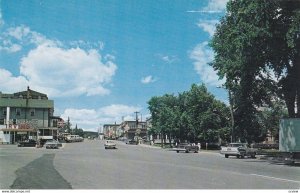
[1,140,300,189]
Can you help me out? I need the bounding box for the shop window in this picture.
[0,119,4,125]
[16,108,21,116]
[30,109,35,116]
[2,109,6,116]
[53,120,58,127]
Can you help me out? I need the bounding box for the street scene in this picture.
[1,0,300,191]
[0,140,300,189]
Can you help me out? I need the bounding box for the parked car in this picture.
[126,139,137,145]
[17,140,37,147]
[44,139,61,149]
[104,140,117,149]
[174,143,199,153]
[220,143,257,158]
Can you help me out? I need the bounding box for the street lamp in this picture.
[217,86,235,143]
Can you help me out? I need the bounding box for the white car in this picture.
[104,140,117,149]
[45,139,61,149]
[220,143,257,158]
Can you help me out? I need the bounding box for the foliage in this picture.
[210,0,300,142]
[148,84,231,144]
[257,99,288,142]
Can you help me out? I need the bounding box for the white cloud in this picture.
[69,40,104,51]
[160,55,178,63]
[61,104,142,131]
[190,41,225,86]
[203,0,228,12]
[99,104,141,118]
[7,25,31,40]
[187,0,228,13]
[0,2,4,27]
[141,75,156,84]
[197,20,219,37]
[0,41,22,53]
[0,68,29,92]
[0,25,59,53]
[0,24,117,97]
[19,44,116,97]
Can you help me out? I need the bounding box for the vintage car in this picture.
[104,140,117,149]
[44,140,61,149]
[220,143,257,158]
[174,143,200,153]
[17,140,37,147]
[126,139,137,145]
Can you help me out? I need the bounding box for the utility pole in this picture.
[134,111,139,125]
[134,111,140,144]
[67,117,71,134]
[228,90,235,143]
[217,86,235,143]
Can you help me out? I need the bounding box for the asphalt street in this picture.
[0,140,300,189]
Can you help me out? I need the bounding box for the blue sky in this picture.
[0,0,228,131]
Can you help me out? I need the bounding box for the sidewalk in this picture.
[139,143,162,149]
[139,143,220,154]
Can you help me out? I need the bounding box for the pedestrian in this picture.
[197,142,201,150]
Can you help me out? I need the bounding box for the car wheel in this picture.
[237,155,240,159]
[225,154,229,158]
[176,150,179,153]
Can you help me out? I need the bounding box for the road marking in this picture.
[251,174,300,184]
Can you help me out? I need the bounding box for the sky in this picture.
[0,0,229,132]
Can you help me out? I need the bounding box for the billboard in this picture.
[279,118,300,152]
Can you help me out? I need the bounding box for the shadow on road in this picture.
[10,154,72,189]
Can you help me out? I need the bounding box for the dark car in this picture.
[18,140,37,147]
[174,143,199,153]
[126,139,137,145]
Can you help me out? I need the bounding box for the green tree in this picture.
[257,99,288,142]
[148,84,231,145]
[148,94,179,147]
[210,0,300,142]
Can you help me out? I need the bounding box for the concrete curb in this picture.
[139,144,161,149]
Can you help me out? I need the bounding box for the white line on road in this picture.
[250,174,300,184]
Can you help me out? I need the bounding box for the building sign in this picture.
[7,120,38,130]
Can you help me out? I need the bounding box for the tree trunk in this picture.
[296,54,300,118]
[168,133,172,147]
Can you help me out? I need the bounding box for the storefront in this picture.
[0,128,36,144]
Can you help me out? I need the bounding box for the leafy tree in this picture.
[210,0,300,142]
[149,94,179,147]
[148,84,231,145]
[257,98,288,142]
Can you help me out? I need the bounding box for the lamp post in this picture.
[217,86,235,143]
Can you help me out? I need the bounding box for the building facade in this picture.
[103,123,120,139]
[0,87,59,144]
[120,120,147,140]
